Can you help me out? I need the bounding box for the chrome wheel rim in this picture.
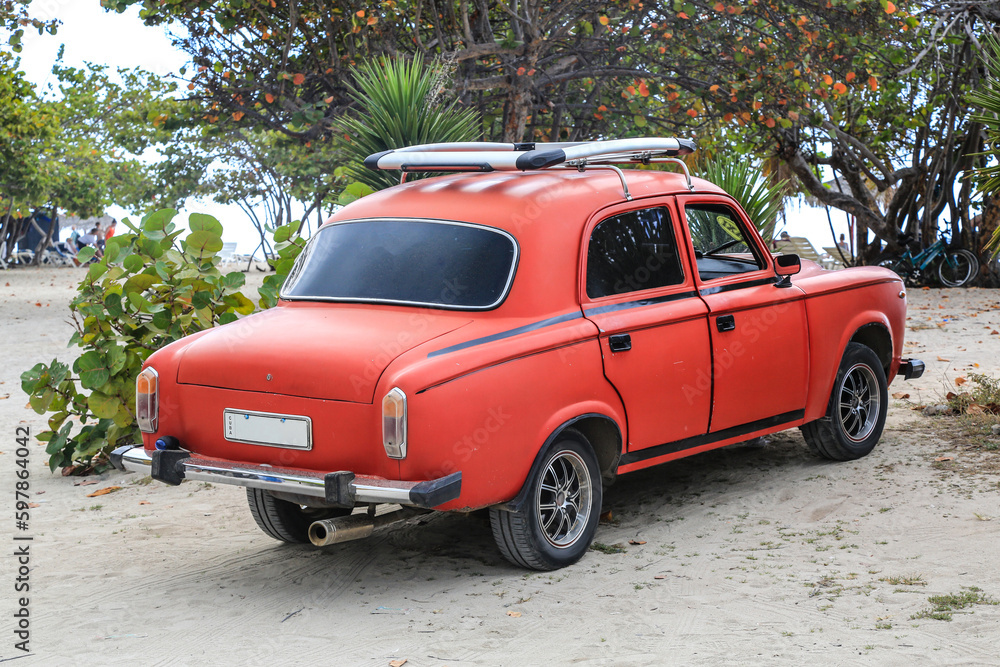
[839,364,880,442]
[535,449,592,548]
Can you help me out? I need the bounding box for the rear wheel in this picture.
[801,342,888,461]
[490,429,602,570]
[937,249,978,287]
[247,488,352,543]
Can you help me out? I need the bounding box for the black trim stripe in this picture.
[698,275,777,296]
[583,290,699,316]
[426,275,779,358]
[427,311,583,358]
[619,409,805,466]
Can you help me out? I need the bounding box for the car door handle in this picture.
[716,315,736,332]
[609,334,632,352]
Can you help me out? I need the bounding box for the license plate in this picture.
[223,409,312,450]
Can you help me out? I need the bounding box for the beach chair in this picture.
[773,236,838,269]
[823,246,852,269]
[218,241,238,265]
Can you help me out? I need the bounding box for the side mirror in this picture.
[774,254,800,288]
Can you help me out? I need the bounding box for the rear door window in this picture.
[586,207,685,298]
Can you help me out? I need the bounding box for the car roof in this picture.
[327,169,726,237]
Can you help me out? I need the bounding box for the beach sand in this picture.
[2,267,999,666]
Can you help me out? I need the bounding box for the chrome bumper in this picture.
[110,445,461,509]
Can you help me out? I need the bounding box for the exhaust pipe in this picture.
[308,507,425,547]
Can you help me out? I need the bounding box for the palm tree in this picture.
[696,155,788,243]
[334,55,481,193]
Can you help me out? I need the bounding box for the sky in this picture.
[15,2,855,258]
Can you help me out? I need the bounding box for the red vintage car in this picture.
[113,139,923,570]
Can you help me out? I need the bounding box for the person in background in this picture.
[98,220,115,253]
[837,233,850,255]
[78,225,102,258]
[68,225,81,251]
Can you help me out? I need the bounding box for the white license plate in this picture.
[223,409,312,450]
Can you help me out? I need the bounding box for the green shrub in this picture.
[20,209,304,471]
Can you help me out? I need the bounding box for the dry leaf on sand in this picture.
[86,486,122,497]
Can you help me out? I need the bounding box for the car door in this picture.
[677,195,809,434]
[581,201,713,453]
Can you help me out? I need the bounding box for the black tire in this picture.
[937,249,978,287]
[800,342,888,461]
[489,429,602,571]
[246,488,352,543]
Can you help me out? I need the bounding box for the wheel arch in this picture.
[850,322,892,375]
[502,413,622,513]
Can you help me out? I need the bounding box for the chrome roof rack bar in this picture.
[557,164,633,201]
[366,137,697,174]
[649,158,694,191]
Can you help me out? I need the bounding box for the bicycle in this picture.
[878,233,979,288]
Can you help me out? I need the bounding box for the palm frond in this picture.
[334,55,480,192]
[697,155,788,241]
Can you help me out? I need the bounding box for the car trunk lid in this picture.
[176,302,470,403]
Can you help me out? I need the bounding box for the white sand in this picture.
[2,268,999,666]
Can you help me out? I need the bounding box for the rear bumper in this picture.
[898,358,925,380]
[110,445,461,510]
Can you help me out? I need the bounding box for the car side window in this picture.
[586,207,685,298]
[684,203,765,281]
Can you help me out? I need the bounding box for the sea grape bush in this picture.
[20,209,304,471]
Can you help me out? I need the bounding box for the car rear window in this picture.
[281,219,518,309]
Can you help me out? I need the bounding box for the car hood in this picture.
[175,303,470,403]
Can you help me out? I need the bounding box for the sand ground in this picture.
[1,267,999,666]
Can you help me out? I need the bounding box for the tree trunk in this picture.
[502,81,532,143]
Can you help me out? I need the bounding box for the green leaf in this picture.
[272,225,291,243]
[151,309,172,331]
[220,271,245,291]
[188,212,224,235]
[21,362,50,394]
[88,391,121,420]
[231,291,256,315]
[123,273,157,294]
[104,292,123,318]
[74,350,111,389]
[88,260,108,281]
[141,208,177,233]
[45,421,73,458]
[77,246,96,264]
[192,290,212,310]
[127,291,153,312]
[29,389,55,414]
[185,230,224,256]
[106,344,127,375]
[123,254,146,273]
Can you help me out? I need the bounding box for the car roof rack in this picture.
[364,138,698,200]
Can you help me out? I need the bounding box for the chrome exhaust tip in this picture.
[308,514,375,546]
[308,507,427,547]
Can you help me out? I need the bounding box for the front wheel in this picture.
[801,342,888,461]
[937,249,979,287]
[490,429,602,570]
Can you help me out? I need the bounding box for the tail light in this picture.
[382,387,407,459]
[136,367,159,433]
